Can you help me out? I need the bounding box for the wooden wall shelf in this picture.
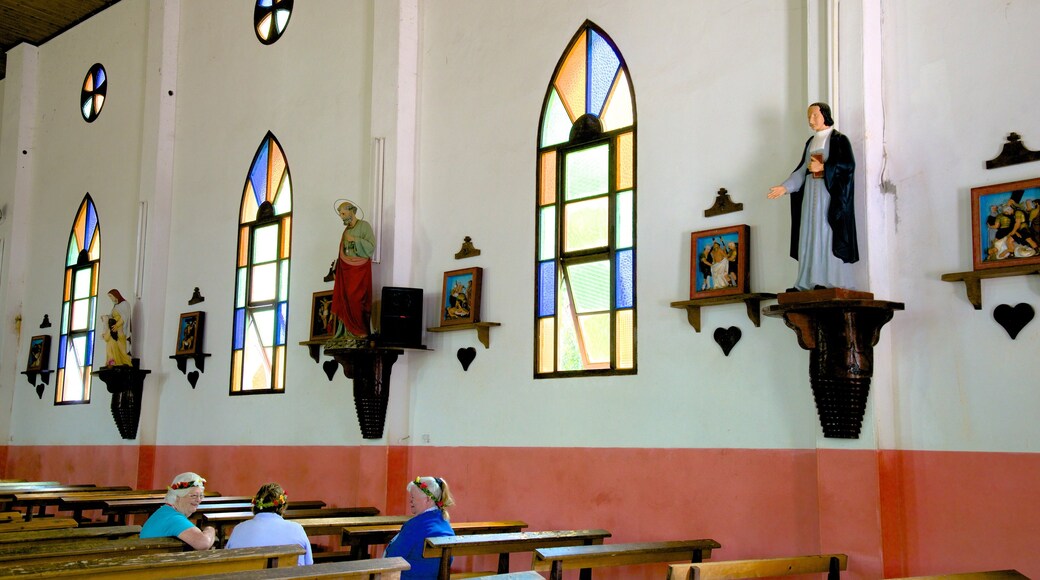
[427,322,501,349]
[670,293,777,332]
[941,264,1040,310]
[168,353,211,374]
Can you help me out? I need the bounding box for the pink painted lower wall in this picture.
[3,445,1037,578]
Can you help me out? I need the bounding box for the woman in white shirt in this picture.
[225,482,312,565]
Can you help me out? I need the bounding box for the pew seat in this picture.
[0,517,77,533]
[0,544,304,579]
[423,528,609,580]
[185,557,410,579]
[533,539,721,580]
[889,571,1027,579]
[666,553,847,579]
[0,525,140,546]
[460,573,545,580]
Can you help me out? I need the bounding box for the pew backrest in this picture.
[0,536,186,566]
[0,525,141,546]
[666,554,847,580]
[342,519,528,561]
[0,517,77,533]
[888,571,1027,579]
[533,539,721,580]
[461,573,546,580]
[176,556,410,579]
[423,528,609,580]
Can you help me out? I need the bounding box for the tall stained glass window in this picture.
[231,132,292,394]
[254,0,293,45]
[57,195,101,404]
[80,63,107,122]
[535,21,636,378]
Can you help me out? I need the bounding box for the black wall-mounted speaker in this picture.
[379,287,423,347]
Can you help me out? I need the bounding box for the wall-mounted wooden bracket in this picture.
[325,345,406,439]
[21,370,52,389]
[704,187,744,217]
[670,293,777,332]
[299,339,329,364]
[427,322,501,349]
[986,132,1040,169]
[764,289,903,439]
[941,264,1040,310]
[94,359,151,440]
[169,353,211,374]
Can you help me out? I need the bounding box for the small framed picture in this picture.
[439,267,483,326]
[970,176,1040,271]
[690,224,750,299]
[26,335,50,372]
[309,290,335,341]
[175,311,205,356]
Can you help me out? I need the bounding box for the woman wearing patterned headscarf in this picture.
[226,482,312,565]
[139,472,216,550]
[384,476,456,580]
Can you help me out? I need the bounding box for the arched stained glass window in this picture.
[254,0,293,45]
[57,195,101,404]
[535,21,636,378]
[81,63,107,123]
[231,132,292,394]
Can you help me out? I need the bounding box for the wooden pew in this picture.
[340,520,531,563]
[0,517,77,533]
[0,513,22,524]
[422,528,609,580]
[462,573,545,580]
[889,571,1027,579]
[182,557,411,579]
[103,498,324,525]
[533,539,722,580]
[202,507,382,547]
[666,554,847,579]
[0,536,187,566]
[0,525,141,546]
[58,490,222,523]
[0,544,304,579]
[10,487,137,520]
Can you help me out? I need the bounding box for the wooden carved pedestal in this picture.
[325,346,403,439]
[94,359,151,440]
[764,289,903,439]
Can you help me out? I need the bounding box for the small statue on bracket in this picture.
[328,199,376,348]
[100,289,132,367]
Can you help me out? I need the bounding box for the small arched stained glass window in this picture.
[254,0,293,45]
[57,194,101,404]
[80,63,107,122]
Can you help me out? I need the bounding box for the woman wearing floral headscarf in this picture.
[384,476,456,580]
[226,482,312,565]
[140,472,216,550]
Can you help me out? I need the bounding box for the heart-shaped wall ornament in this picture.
[186,371,200,389]
[35,384,44,399]
[457,347,476,371]
[713,326,742,356]
[993,303,1034,339]
[322,360,339,381]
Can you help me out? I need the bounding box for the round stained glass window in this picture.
[80,63,107,123]
[254,0,294,45]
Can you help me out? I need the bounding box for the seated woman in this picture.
[140,472,216,550]
[384,476,455,580]
[226,482,312,565]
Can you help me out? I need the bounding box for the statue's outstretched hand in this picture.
[767,186,787,199]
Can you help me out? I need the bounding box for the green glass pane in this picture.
[557,277,581,371]
[278,259,289,302]
[66,238,78,267]
[565,260,610,313]
[539,206,556,261]
[273,173,292,215]
[616,190,633,249]
[61,301,70,331]
[564,197,608,252]
[577,312,611,364]
[73,267,92,299]
[71,299,90,331]
[90,297,96,331]
[252,224,279,263]
[540,89,572,148]
[236,267,248,308]
[250,263,278,303]
[564,145,608,201]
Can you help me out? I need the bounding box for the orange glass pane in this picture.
[238,227,249,267]
[273,346,285,391]
[601,69,634,132]
[64,270,72,301]
[82,372,92,401]
[268,144,286,204]
[540,151,556,206]
[241,183,260,223]
[56,369,65,399]
[554,32,586,123]
[74,207,86,251]
[280,217,291,259]
[616,309,634,369]
[84,74,94,92]
[538,318,555,374]
[616,132,633,191]
[90,264,99,296]
[231,350,243,392]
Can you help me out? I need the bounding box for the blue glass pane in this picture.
[250,140,270,206]
[258,0,273,6]
[95,67,106,87]
[538,260,556,317]
[85,331,94,366]
[616,249,634,308]
[84,202,97,250]
[58,335,67,369]
[587,30,620,117]
[276,301,287,346]
[233,308,245,350]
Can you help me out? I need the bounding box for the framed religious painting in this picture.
[690,224,749,298]
[26,335,50,372]
[971,176,1040,271]
[309,290,335,341]
[440,267,482,326]
[175,311,205,356]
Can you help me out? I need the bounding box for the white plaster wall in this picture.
[878,0,1040,451]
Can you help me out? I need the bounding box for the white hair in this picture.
[164,471,206,504]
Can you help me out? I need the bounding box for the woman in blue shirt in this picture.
[140,472,216,550]
[384,476,455,580]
